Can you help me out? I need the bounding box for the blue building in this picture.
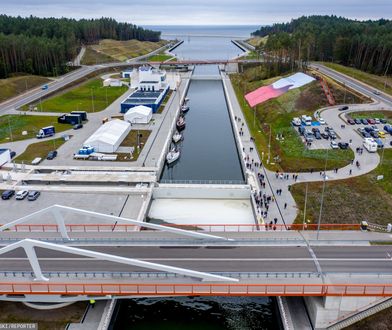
[120,85,169,114]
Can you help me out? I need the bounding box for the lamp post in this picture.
[8,116,13,141]
[303,182,308,229]
[316,148,329,240]
[91,88,95,112]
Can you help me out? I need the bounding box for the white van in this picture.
[292,117,301,126]
[301,115,312,126]
[363,138,378,153]
[31,157,42,165]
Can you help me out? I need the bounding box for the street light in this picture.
[316,148,329,240]
[303,182,308,230]
[91,88,95,112]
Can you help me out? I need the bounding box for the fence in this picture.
[1,223,361,233]
[1,282,392,297]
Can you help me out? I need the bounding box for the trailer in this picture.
[71,111,88,121]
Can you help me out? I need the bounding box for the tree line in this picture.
[252,16,392,75]
[0,15,161,78]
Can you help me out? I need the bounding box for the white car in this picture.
[373,90,381,95]
[319,118,326,125]
[330,141,339,149]
[15,190,28,200]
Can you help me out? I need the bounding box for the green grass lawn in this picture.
[22,78,128,113]
[291,149,392,226]
[148,54,174,62]
[0,114,72,143]
[14,137,69,164]
[0,75,50,103]
[81,47,117,65]
[230,69,366,172]
[116,129,151,161]
[322,62,392,96]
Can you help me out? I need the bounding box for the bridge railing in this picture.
[1,282,392,297]
[1,223,361,233]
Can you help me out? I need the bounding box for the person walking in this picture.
[284,203,287,209]
[90,299,96,309]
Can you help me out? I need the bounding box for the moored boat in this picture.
[176,116,186,131]
[181,105,190,113]
[172,131,182,143]
[166,147,180,164]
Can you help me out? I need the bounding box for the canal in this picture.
[111,26,282,330]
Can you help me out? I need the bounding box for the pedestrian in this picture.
[90,299,96,309]
[284,203,287,209]
[288,185,291,191]
[310,168,314,174]
[274,217,277,224]
[349,169,352,175]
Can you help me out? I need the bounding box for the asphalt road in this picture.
[1,245,392,274]
[310,63,392,106]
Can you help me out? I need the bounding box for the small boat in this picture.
[176,116,186,131]
[185,97,190,102]
[181,105,190,113]
[172,131,182,143]
[166,147,180,164]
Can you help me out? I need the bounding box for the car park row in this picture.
[1,190,40,201]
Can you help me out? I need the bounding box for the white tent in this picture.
[124,105,152,124]
[272,73,315,90]
[83,119,131,153]
[103,78,122,87]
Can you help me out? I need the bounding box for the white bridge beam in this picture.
[0,204,230,241]
[0,239,238,282]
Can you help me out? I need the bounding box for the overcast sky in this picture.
[1,0,391,26]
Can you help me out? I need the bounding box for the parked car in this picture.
[328,131,337,139]
[357,127,365,134]
[364,126,373,133]
[338,142,349,149]
[347,118,355,125]
[354,118,362,125]
[27,191,40,201]
[367,118,376,125]
[374,118,381,124]
[312,127,320,133]
[371,125,379,132]
[73,123,83,130]
[380,118,387,124]
[318,118,326,125]
[15,190,29,200]
[47,150,58,160]
[298,126,305,135]
[370,131,379,138]
[378,131,386,138]
[314,131,321,139]
[361,118,369,125]
[362,132,371,138]
[339,106,349,111]
[1,190,15,200]
[321,132,329,139]
[330,141,339,149]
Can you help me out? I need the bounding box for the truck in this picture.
[363,138,378,153]
[301,115,312,126]
[58,114,82,125]
[36,126,55,139]
[71,111,88,121]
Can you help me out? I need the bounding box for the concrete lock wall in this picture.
[153,184,251,199]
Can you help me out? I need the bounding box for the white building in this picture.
[131,65,167,91]
[0,149,11,167]
[83,119,131,153]
[103,78,122,87]
[124,105,152,124]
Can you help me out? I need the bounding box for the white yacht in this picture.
[172,131,182,143]
[166,147,180,164]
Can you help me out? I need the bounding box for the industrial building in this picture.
[124,105,152,124]
[120,85,169,113]
[130,65,167,91]
[83,119,131,153]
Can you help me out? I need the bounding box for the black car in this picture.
[339,106,349,111]
[47,150,58,160]
[338,142,349,149]
[1,190,15,200]
[362,132,371,138]
[298,126,305,135]
[314,131,322,139]
[311,127,320,133]
[364,126,373,133]
[380,118,387,124]
[9,150,16,158]
[73,124,83,130]
[361,118,369,125]
[370,131,379,138]
[354,118,362,125]
[321,132,329,139]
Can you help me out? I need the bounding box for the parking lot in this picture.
[0,192,144,224]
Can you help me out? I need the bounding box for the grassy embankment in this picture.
[291,149,392,225]
[230,67,368,172]
[0,75,50,103]
[85,39,168,63]
[148,53,174,62]
[321,62,392,96]
[14,137,69,163]
[21,78,128,113]
[0,114,72,143]
[81,47,117,65]
[0,301,86,330]
[116,130,151,161]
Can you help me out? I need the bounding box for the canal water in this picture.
[111,26,281,329]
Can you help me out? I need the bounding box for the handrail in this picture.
[1,282,392,297]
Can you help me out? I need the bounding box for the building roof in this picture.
[84,119,130,147]
[124,105,152,117]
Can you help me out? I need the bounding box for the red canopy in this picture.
[245,84,292,107]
